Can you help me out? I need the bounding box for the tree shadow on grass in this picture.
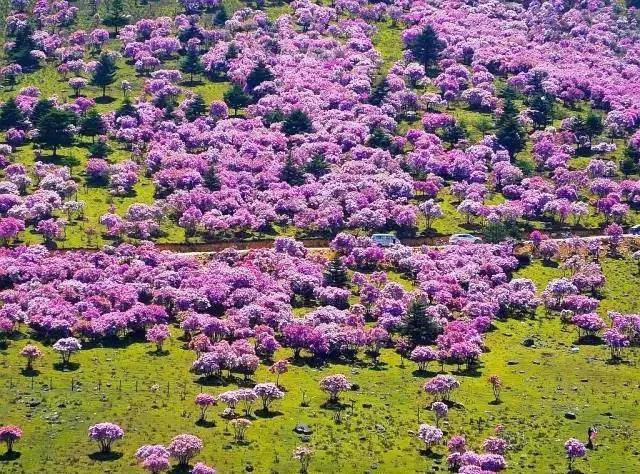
[180,80,205,87]
[419,449,443,460]
[95,96,116,105]
[146,349,170,357]
[488,399,503,406]
[88,451,123,462]
[37,153,81,168]
[169,465,192,474]
[195,419,216,428]
[0,451,21,461]
[254,409,284,419]
[20,368,40,377]
[53,361,80,372]
[320,400,349,411]
[411,369,438,378]
[574,335,602,346]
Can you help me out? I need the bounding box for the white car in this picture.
[630,224,640,236]
[371,233,401,247]
[448,233,482,245]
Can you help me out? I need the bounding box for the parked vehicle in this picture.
[371,234,401,247]
[629,225,640,235]
[448,233,482,244]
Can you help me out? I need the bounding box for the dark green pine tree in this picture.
[35,109,77,157]
[213,7,228,26]
[80,109,107,142]
[440,122,467,146]
[223,84,250,116]
[30,98,55,129]
[495,92,526,159]
[280,155,306,186]
[367,127,393,150]
[91,53,118,98]
[103,0,128,35]
[401,298,442,345]
[88,139,112,158]
[584,112,604,139]
[115,98,137,120]
[225,42,239,60]
[180,48,204,83]
[304,153,330,178]
[246,61,274,91]
[528,92,554,129]
[621,146,639,177]
[203,165,221,191]
[9,21,39,68]
[369,77,389,106]
[0,98,25,130]
[406,24,445,69]
[185,94,208,122]
[323,256,349,288]
[262,108,285,126]
[281,109,313,136]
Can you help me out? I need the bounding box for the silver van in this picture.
[371,234,401,247]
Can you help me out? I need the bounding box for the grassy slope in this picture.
[1,256,639,473]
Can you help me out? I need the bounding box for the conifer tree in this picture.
[323,256,349,288]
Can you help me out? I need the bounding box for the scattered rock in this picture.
[570,346,580,353]
[507,360,519,365]
[294,424,313,435]
[375,424,385,433]
[532,360,541,365]
[564,412,577,420]
[522,338,535,347]
[362,403,372,409]
[245,465,254,472]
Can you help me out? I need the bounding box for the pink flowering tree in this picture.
[417,423,443,453]
[194,393,217,422]
[564,438,586,470]
[168,433,203,466]
[253,382,285,412]
[52,337,81,367]
[319,374,351,403]
[146,324,171,353]
[268,359,290,387]
[0,425,22,453]
[20,344,43,371]
[88,422,124,453]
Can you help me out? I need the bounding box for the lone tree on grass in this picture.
[80,108,107,142]
[406,24,445,70]
[91,53,118,98]
[180,47,204,83]
[223,84,250,116]
[0,98,25,130]
[496,90,526,159]
[281,109,313,136]
[35,108,77,157]
[103,0,128,35]
[323,255,349,288]
[401,297,442,345]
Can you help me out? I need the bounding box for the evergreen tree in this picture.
[213,7,228,26]
[369,77,389,106]
[185,94,207,121]
[323,256,349,288]
[203,165,221,191]
[103,0,128,35]
[246,61,274,91]
[225,42,239,60]
[9,21,38,68]
[262,108,285,126]
[400,298,442,345]
[91,53,118,97]
[368,127,393,150]
[30,98,55,128]
[0,98,25,130]
[440,122,466,146]
[115,98,137,120]
[496,92,526,159]
[281,109,313,136]
[178,19,202,44]
[35,109,77,157]
[280,155,306,186]
[88,139,111,158]
[584,112,604,138]
[622,146,639,177]
[180,47,204,83]
[80,108,107,142]
[223,84,250,115]
[304,153,330,178]
[528,92,554,129]
[406,24,445,69]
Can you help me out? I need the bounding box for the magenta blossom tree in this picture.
[168,434,203,466]
[0,425,22,453]
[146,324,171,352]
[53,337,82,366]
[88,422,124,453]
[253,382,285,412]
[20,344,43,371]
[194,393,217,422]
[319,374,351,403]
